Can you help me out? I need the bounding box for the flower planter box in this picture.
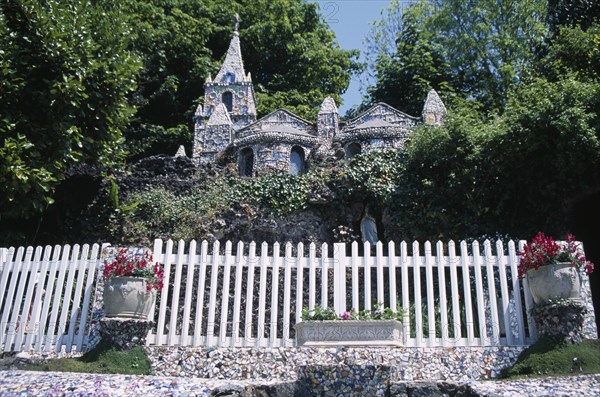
[104,276,156,319]
[526,263,581,305]
[295,320,403,347]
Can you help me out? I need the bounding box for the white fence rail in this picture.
[148,239,538,348]
[0,239,541,352]
[0,244,103,353]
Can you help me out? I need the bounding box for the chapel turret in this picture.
[317,97,339,139]
[422,89,447,126]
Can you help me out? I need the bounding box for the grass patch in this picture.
[23,339,151,375]
[501,337,600,379]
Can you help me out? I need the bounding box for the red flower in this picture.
[518,232,595,278]
[103,249,164,291]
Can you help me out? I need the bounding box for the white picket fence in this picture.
[0,239,542,353]
[0,244,104,353]
[147,239,538,348]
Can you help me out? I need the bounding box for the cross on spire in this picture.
[234,13,239,33]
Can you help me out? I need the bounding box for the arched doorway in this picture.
[239,148,254,177]
[345,142,362,160]
[289,146,306,175]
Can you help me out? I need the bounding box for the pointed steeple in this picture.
[193,103,203,120]
[319,97,338,115]
[207,103,232,126]
[193,13,256,164]
[318,97,339,139]
[214,14,245,83]
[422,89,447,125]
[174,145,187,158]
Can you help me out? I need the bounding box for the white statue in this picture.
[360,206,378,244]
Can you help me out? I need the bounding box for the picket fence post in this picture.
[333,243,346,314]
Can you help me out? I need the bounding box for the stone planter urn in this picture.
[104,276,156,319]
[295,320,403,347]
[526,263,581,304]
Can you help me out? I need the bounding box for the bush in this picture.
[110,177,237,243]
[339,150,404,203]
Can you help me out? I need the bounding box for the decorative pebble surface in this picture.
[0,370,279,396]
[468,374,600,397]
[297,364,399,396]
[531,301,588,343]
[146,346,527,381]
[0,371,599,396]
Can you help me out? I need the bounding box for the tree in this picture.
[387,102,496,241]
[122,0,215,160]
[367,1,453,116]
[485,77,600,236]
[239,0,359,118]
[366,0,548,112]
[383,76,600,242]
[362,0,408,90]
[539,21,600,82]
[0,0,139,221]
[547,0,600,31]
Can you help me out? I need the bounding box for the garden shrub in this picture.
[338,150,404,203]
[110,177,238,243]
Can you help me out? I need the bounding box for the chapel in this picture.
[191,17,447,176]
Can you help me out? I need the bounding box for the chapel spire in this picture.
[193,13,257,164]
[201,12,256,125]
[214,13,245,83]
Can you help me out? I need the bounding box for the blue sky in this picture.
[310,1,392,114]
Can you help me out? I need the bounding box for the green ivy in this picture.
[234,172,310,214]
[339,150,405,203]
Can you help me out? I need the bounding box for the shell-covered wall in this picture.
[238,143,313,176]
[204,82,256,121]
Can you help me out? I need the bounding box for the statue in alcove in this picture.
[360,205,379,244]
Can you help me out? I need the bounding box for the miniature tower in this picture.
[197,103,233,162]
[193,14,257,163]
[422,89,447,126]
[317,97,339,140]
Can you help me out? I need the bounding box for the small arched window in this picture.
[239,148,254,177]
[289,146,306,175]
[222,72,235,83]
[345,142,362,160]
[222,92,233,112]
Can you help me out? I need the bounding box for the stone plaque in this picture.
[295,320,403,347]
